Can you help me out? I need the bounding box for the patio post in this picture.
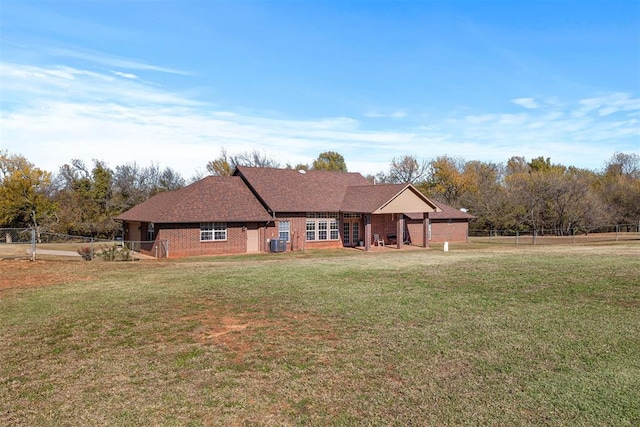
[423,215,429,247]
[364,214,372,251]
[397,214,404,249]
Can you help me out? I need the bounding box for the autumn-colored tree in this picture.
[0,151,56,233]
[206,148,234,176]
[504,158,609,234]
[458,160,506,230]
[425,155,468,205]
[505,156,529,175]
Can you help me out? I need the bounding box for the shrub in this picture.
[100,245,132,262]
[77,246,93,261]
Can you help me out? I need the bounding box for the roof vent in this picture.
[460,208,468,213]
[298,169,306,174]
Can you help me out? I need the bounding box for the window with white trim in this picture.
[305,213,339,241]
[147,223,154,241]
[330,219,339,240]
[278,221,290,242]
[319,220,328,240]
[200,222,227,241]
[306,220,316,241]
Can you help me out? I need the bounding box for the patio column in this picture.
[423,216,429,247]
[397,213,404,249]
[364,214,371,251]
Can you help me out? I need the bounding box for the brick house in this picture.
[116,166,475,257]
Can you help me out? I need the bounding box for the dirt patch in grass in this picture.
[183,304,339,364]
[0,259,97,292]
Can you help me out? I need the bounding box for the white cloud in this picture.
[47,47,191,75]
[1,61,638,179]
[112,71,138,79]
[577,92,640,117]
[0,62,200,107]
[511,97,539,109]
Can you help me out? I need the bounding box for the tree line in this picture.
[375,153,639,235]
[1,148,638,238]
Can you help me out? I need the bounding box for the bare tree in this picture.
[600,152,640,226]
[387,155,427,183]
[206,148,280,176]
[233,149,280,168]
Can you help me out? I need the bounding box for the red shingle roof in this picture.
[341,184,407,213]
[429,201,476,219]
[116,167,476,224]
[116,176,272,223]
[235,166,371,212]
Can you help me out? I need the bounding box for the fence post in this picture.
[91,238,94,260]
[30,228,36,261]
[516,230,519,245]
[616,224,619,242]
[533,230,537,245]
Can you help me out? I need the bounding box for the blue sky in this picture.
[1,0,638,178]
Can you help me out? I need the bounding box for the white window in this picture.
[305,213,339,241]
[278,221,290,242]
[201,222,227,241]
[306,220,316,241]
[330,220,339,240]
[319,220,328,240]
[147,223,154,241]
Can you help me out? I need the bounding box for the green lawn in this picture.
[1,244,639,426]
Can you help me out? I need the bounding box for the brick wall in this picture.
[429,219,469,243]
[130,217,469,257]
[156,222,249,258]
[272,214,343,252]
[392,218,471,245]
[370,214,400,245]
[406,220,425,246]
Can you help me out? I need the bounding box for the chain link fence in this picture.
[123,239,169,259]
[0,228,168,260]
[469,223,640,245]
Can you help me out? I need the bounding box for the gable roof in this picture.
[234,166,371,213]
[116,176,272,223]
[341,183,441,214]
[116,167,475,224]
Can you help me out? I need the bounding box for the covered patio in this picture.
[341,183,441,252]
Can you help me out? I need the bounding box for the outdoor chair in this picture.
[373,233,385,247]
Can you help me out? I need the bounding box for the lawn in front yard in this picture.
[1,244,639,426]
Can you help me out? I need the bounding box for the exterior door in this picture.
[342,220,361,246]
[246,224,259,252]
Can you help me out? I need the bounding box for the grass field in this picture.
[1,243,639,426]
